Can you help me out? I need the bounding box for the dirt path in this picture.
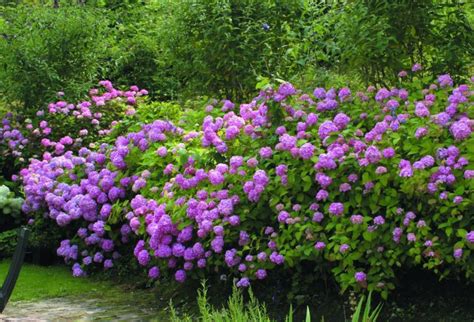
[0,297,164,321]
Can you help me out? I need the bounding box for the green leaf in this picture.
[457,229,467,238]
[446,227,453,237]
[363,231,375,242]
[305,306,311,322]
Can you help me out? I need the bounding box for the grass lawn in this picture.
[2,260,473,321]
[0,260,120,302]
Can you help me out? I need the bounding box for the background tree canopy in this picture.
[0,0,472,110]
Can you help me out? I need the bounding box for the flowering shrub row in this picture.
[0,81,147,173]
[20,70,473,298]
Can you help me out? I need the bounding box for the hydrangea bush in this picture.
[20,70,473,298]
[0,81,147,175]
[0,185,23,217]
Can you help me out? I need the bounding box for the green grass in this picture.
[0,260,120,302]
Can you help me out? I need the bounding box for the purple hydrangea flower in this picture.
[412,63,422,72]
[453,248,463,259]
[259,147,273,159]
[328,202,344,216]
[438,74,453,87]
[466,231,474,244]
[350,215,364,224]
[373,216,385,225]
[450,119,471,141]
[236,277,250,288]
[299,143,315,160]
[314,241,326,250]
[175,269,186,283]
[255,269,267,280]
[340,244,350,253]
[149,266,160,279]
[355,271,366,282]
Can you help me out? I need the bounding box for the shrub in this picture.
[0,184,23,231]
[0,185,22,216]
[0,229,18,259]
[20,70,473,298]
[0,81,147,177]
[4,1,470,105]
[0,80,148,258]
[156,0,309,100]
[334,1,474,86]
[0,5,110,113]
[106,2,172,100]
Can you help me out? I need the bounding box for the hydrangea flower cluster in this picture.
[0,185,23,216]
[20,73,473,297]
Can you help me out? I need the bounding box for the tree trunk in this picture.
[53,0,59,8]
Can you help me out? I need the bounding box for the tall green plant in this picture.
[106,2,173,100]
[156,0,309,100]
[170,283,383,322]
[334,0,474,86]
[170,282,273,322]
[0,4,110,113]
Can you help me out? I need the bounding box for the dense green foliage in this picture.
[155,0,308,99]
[0,230,17,258]
[1,1,472,109]
[106,3,167,98]
[0,5,109,112]
[335,1,474,85]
